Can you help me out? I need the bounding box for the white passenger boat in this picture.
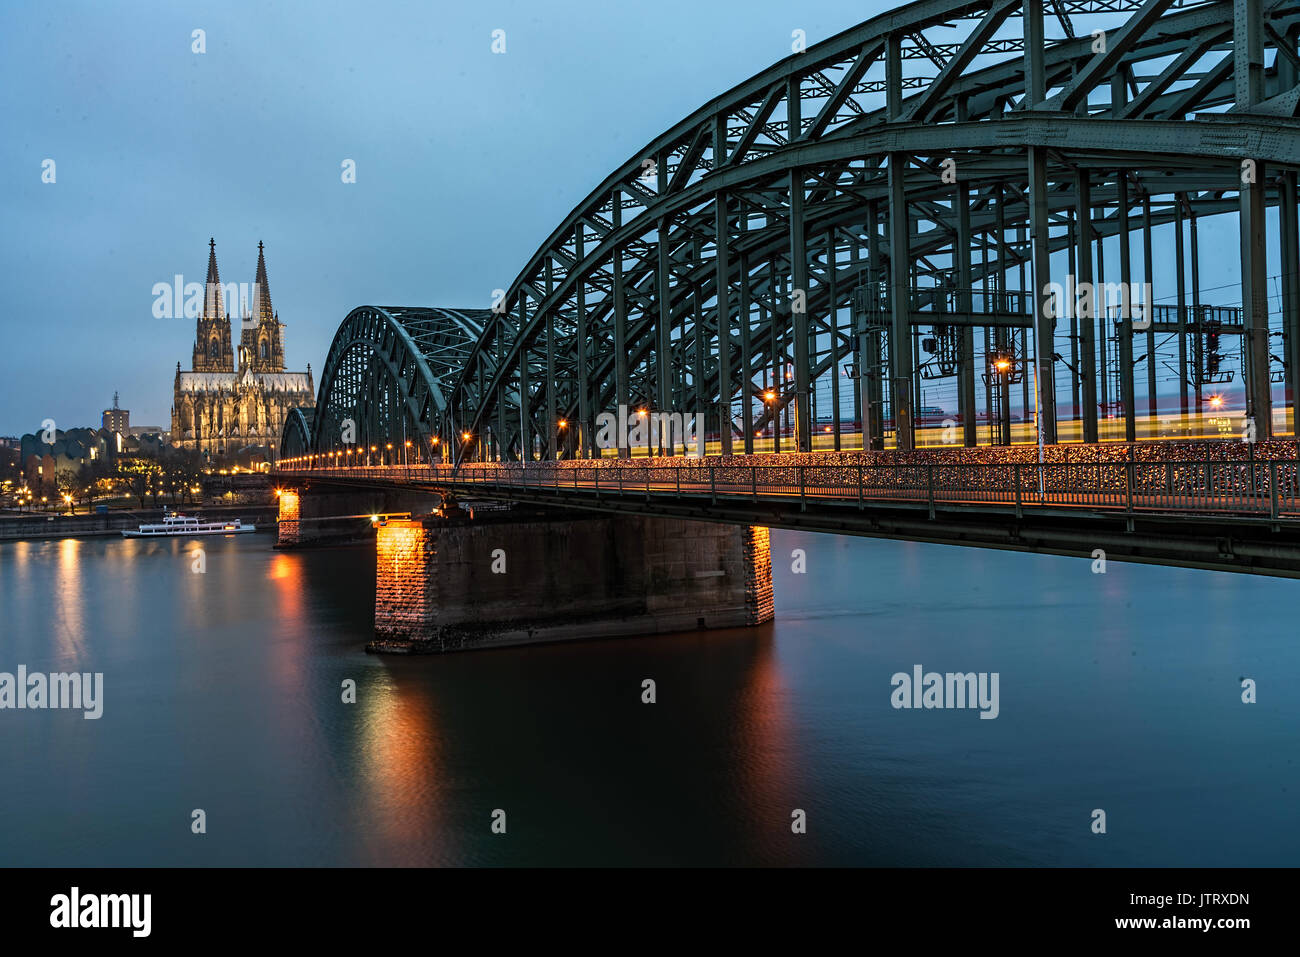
[122,512,256,537]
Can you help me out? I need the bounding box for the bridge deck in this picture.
[276,459,1300,521]
[272,458,1300,576]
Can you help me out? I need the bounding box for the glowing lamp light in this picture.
[637,408,648,418]
[462,432,472,441]
[764,391,775,401]
[558,419,568,429]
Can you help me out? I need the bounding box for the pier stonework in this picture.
[275,485,442,547]
[275,490,301,545]
[370,513,774,653]
[741,526,774,624]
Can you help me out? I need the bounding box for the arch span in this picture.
[288,0,1300,462]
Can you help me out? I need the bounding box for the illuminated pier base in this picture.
[276,487,440,547]
[370,513,774,653]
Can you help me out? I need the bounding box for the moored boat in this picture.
[122,511,256,537]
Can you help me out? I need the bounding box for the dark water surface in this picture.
[1,529,1296,866]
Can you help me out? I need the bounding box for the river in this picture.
[0,529,1295,866]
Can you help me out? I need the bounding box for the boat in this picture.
[122,511,256,538]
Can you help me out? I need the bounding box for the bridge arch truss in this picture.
[293,0,1300,463]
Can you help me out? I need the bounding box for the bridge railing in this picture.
[275,459,1300,519]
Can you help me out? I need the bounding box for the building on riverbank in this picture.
[16,427,124,493]
[170,239,315,462]
[102,393,129,436]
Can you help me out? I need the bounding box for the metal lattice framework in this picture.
[303,306,494,460]
[280,406,314,458]
[293,0,1300,464]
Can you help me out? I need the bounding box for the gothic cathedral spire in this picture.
[242,240,285,372]
[253,240,274,325]
[194,238,234,372]
[173,237,314,460]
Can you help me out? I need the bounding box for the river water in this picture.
[0,529,1295,866]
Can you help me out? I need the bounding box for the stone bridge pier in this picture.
[370,510,774,653]
[275,483,442,547]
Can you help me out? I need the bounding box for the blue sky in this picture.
[0,0,893,434]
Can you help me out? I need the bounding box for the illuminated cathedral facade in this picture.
[171,239,316,459]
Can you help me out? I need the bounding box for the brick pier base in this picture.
[276,486,441,547]
[369,513,774,654]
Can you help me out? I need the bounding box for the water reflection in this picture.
[53,538,86,663]
[0,530,1296,866]
[356,675,448,864]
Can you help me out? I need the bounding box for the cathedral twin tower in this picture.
[171,239,316,459]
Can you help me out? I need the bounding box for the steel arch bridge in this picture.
[284,305,495,460]
[288,0,1300,465]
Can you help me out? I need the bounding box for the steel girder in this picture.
[434,0,1300,458]
[279,406,313,459]
[308,306,495,460]
[290,0,1300,460]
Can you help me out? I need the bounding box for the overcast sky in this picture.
[1,0,1255,436]
[0,0,892,434]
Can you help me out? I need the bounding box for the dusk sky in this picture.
[1,0,1251,435]
[1,0,897,435]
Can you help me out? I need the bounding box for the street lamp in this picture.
[984,349,1018,447]
[763,390,778,448]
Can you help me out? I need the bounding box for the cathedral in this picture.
[171,239,316,460]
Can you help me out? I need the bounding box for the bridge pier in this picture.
[275,485,441,547]
[369,512,773,653]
